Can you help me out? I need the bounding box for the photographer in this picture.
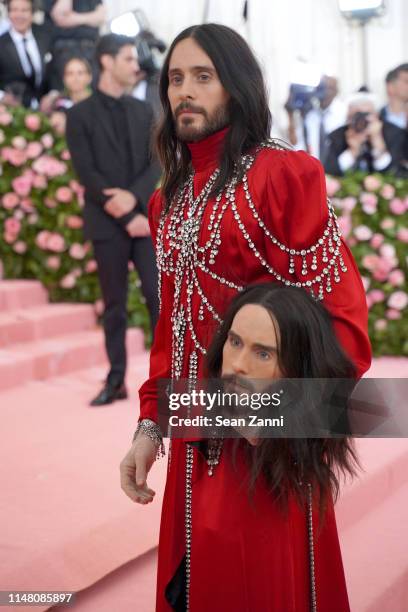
[324,94,407,176]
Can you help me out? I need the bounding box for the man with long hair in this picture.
[120,24,371,611]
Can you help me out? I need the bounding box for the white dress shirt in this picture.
[9,27,43,88]
[295,97,347,160]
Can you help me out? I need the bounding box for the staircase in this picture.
[0,280,144,391]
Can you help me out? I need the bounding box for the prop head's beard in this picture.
[174,101,230,142]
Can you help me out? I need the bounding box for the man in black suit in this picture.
[324,94,407,177]
[66,34,161,406]
[0,0,52,108]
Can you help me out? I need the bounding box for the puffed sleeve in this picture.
[137,189,174,424]
[253,148,372,377]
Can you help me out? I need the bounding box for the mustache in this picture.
[221,374,256,394]
[175,102,207,117]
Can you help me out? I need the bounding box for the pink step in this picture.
[0,327,145,391]
[0,303,97,346]
[0,280,48,312]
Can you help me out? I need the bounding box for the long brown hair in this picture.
[205,283,360,522]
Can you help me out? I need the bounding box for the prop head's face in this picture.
[167,37,230,142]
[8,0,33,34]
[221,304,283,391]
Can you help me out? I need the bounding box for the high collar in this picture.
[187,126,229,173]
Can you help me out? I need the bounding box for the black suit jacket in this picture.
[0,25,52,106]
[66,92,161,241]
[324,121,408,177]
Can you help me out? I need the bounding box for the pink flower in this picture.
[60,273,76,289]
[1,146,27,166]
[26,142,43,159]
[4,232,16,244]
[0,111,12,126]
[380,218,395,230]
[340,197,357,212]
[32,155,67,178]
[388,269,405,287]
[41,133,54,149]
[362,254,379,271]
[66,215,83,229]
[60,150,71,161]
[25,114,41,131]
[20,198,34,213]
[28,213,38,225]
[47,233,66,253]
[374,319,387,331]
[2,192,19,209]
[46,256,60,270]
[55,186,73,203]
[368,289,385,304]
[379,243,396,260]
[370,233,385,249]
[4,217,21,235]
[380,184,395,200]
[372,258,395,282]
[12,136,27,150]
[94,299,104,316]
[13,241,27,254]
[361,276,370,291]
[14,209,24,220]
[389,198,405,215]
[11,175,32,197]
[44,197,57,209]
[36,230,51,250]
[364,175,382,191]
[354,225,373,241]
[360,192,378,207]
[0,128,4,145]
[85,259,98,273]
[366,294,373,309]
[386,309,402,320]
[32,173,47,189]
[69,243,86,259]
[326,177,341,197]
[397,228,408,243]
[337,214,352,238]
[387,291,408,311]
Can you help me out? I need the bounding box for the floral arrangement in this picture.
[326,173,407,356]
[0,105,150,336]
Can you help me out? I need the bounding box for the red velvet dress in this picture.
[138,128,372,611]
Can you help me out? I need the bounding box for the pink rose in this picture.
[60,273,76,289]
[44,197,57,209]
[55,186,73,203]
[389,198,405,215]
[388,269,405,287]
[66,215,83,229]
[368,289,385,304]
[36,230,51,250]
[0,111,12,126]
[14,209,24,220]
[364,175,382,191]
[32,173,47,189]
[85,259,98,273]
[69,243,86,260]
[2,192,19,209]
[46,256,60,270]
[397,228,408,243]
[25,114,41,131]
[32,155,67,178]
[94,299,104,316]
[370,233,385,249]
[362,254,379,271]
[12,136,27,150]
[72,268,82,278]
[340,197,357,212]
[47,233,66,253]
[326,177,341,197]
[20,198,34,213]
[4,233,16,244]
[13,241,27,254]
[337,214,352,238]
[361,276,370,292]
[1,147,27,166]
[41,133,54,149]
[360,192,378,207]
[60,150,71,161]
[374,319,387,331]
[354,225,373,241]
[386,309,401,320]
[26,142,43,159]
[28,213,38,225]
[380,218,395,230]
[379,243,396,260]
[372,258,395,282]
[380,184,395,200]
[4,217,21,235]
[387,291,408,311]
[11,175,32,197]
[366,294,373,309]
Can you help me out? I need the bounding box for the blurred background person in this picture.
[0,0,10,34]
[380,63,408,129]
[49,56,92,135]
[324,93,407,177]
[0,0,52,108]
[285,75,346,164]
[43,0,106,91]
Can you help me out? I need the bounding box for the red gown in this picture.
[138,128,372,611]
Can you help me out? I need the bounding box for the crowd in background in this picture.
[0,0,407,177]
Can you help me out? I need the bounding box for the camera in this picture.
[349,111,370,133]
[287,80,328,115]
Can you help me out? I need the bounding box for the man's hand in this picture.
[40,90,60,115]
[366,116,387,155]
[345,127,368,158]
[104,188,136,218]
[126,214,150,238]
[120,434,157,504]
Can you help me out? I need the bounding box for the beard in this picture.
[174,102,229,142]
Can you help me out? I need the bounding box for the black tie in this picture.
[22,37,37,88]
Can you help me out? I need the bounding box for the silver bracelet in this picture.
[133,418,165,459]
